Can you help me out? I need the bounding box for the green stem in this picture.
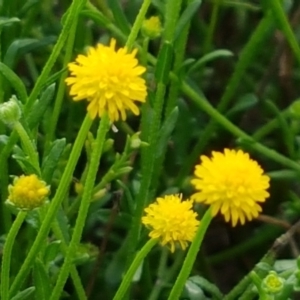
[1,211,27,300]
[127,82,166,268]
[148,251,185,300]
[126,0,183,272]
[181,82,300,172]
[45,18,79,151]
[168,208,213,300]
[49,114,110,300]
[267,0,300,66]
[9,115,93,298]
[14,122,40,175]
[203,0,221,53]
[24,0,86,112]
[125,0,151,51]
[51,221,87,300]
[113,239,158,300]
[175,13,274,184]
[163,0,183,42]
[224,251,275,300]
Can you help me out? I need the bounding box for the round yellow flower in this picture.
[65,39,147,122]
[142,194,199,252]
[7,174,50,210]
[191,149,270,227]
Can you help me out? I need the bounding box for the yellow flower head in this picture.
[65,39,147,122]
[191,149,270,227]
[7,174,50,210]
[142,194,199,252]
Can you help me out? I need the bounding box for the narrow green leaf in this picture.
[155,107,178,158]
[116,179,134,214]
[41,138,66,183]
[10,287,35,300]
[80,9,110,27]
[188,49,234,74]
[43,241,61,264]
[188,276,223,300]
[0,62,28,103]
[0,17,20,28]
[108,0,131,35]
[226,93,258,117]
[4,37,56,69]
[174,0,203,41]
[33,259,51,300]
[27,83,56,129]
[154,42,173,84]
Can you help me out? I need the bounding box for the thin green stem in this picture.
[203,0,221,53]
[14,122,40,175]
[267,0,300,66]
[175,13,274,184]
[51,221,87,300]
[1,211,27,300]
[168,208,213,300]
[125,0,151,51]
[24,0,86,112]
[224,251,276,300]
[148,251,185,300]
[113,239,158,300]
[9,115,93,298]
[126,0,183,272]
[50,114,110,300]
[45,19,79,151]
[181,81,300,172]
[95,0,113,19]
[127,82,166,268]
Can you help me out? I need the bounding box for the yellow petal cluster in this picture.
[191,149,270,226]
[7,174,49,210]
[142,194,199,252]
[65,39,147,122]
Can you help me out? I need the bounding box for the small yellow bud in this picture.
[0,95,21,127]
[75,181,84,195]
[262,271,285,294]
[7,174,50,210]
[142,16,162,39]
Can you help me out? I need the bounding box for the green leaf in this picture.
[43,240,62,265]
[155,107,179,158]
[4,37,56,69]
[174,0,203,41]
[0,135,9,145]
[42,68,67,89]
[27,83,56,129]
[10,287,35,300]
[187,276,223,300]
[108,0,131,35]
[80,9,110,27]
[116,179,134,213]
[33,259,51,300]
[0,62,28,103]
[226,93,258,117]
[155,42,173,84]
[42,138,66,183]
[188,49,234,74]
[0,17,20,28]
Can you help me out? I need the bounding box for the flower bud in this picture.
[7,174,50,210]
[0,95,22,127]
[262,271,285,294]
[142,16,162,39]
[130,132,148,149]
